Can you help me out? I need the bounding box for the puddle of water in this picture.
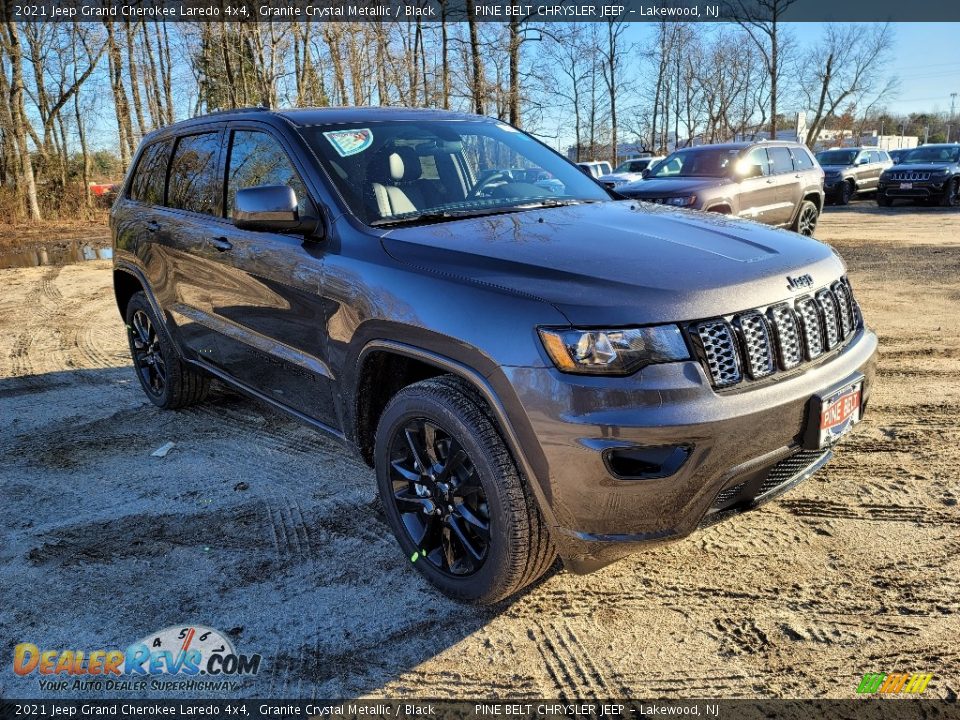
[0,239,113,270]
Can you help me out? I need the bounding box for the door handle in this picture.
[145,220,160,232]
[209,237,233,252]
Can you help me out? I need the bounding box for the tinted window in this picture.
[869,151,882,163]
[129,140,170,205]
[768,147,795,174]
[816,149,858,165]
[167,132,222,215]
[226,130,309,216]
[878,151,891,163]
[792,147,815,170]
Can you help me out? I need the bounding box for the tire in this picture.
[125,291,209,409]
[374,375,555,603]
[877,194,892,207]
[837,180,854,206]
[940,178,959,208]
[792,200,819,236]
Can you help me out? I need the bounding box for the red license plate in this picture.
[819,382,862,447]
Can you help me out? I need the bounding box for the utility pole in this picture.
[951,92,957,117]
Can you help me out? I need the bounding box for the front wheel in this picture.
[837,180,854,206]
[375,376,555,603]
[941,178,959,208]
[877,194,893,207]
[792,200,820,236]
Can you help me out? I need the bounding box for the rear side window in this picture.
[791,146,815,170]
[129,140,170,205]
[768,147,795,174]
[869,151,883,163]
[878,151,891,163]
[225,130,308,216]
[167,132,222,216]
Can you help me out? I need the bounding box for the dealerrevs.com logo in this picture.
[13,625,263,693]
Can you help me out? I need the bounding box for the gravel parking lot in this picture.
[1,204,958,700]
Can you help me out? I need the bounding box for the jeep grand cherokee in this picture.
[112,108,877,603]
[617,141,824,235]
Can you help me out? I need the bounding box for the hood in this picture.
[379,201,845,326]
[884,163,955,173]
[618,176,728,197]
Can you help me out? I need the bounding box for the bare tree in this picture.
[1,15,41,219]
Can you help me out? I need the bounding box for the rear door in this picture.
[736,147,779,224]
[205,124,338,429]
[767,146,801,226]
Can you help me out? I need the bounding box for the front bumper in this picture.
[499,326,878,573]
[878,179,950,199]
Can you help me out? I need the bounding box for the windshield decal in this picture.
[323,129,374,157]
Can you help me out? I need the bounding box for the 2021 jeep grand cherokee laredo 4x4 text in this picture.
[112,108,877,603]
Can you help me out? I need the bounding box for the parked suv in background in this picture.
[876,143,960,207]
[112,108,876,603]
[815,147,892,205]
[577,160,613,178]
[598,156,665,188]
[617,141,825,235]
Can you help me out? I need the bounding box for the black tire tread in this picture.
[126,292,210,410]
[380,374,556,602]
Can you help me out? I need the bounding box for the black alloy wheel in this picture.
[388,418,491,576]
[839,180,854,205]
[942,178,960,208]
[795,201,819,236]
[130,309,166,398]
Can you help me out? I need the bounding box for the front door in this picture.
[737,147,779,224]
[205,126,339,430]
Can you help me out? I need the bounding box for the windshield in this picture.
[615,159,650,173]
[649,147,739,178]
[299,120,610,225]
[816,150,858,165]
[902,146,960,164]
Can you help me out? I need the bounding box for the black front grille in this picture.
[690,278,860,390]
[756,449,830,497]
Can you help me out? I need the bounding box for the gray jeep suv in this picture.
[816,147,893,205]
[618,141,824,235]
[112,108,877,603]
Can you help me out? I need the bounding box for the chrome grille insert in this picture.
[695,320,742,387]
[691,278,861,389]
[889,171,930,182]
[795,297,824,360]
[767,303,803,369]
[736,312,775,379]
[816,288,841,350]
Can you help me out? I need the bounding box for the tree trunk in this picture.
[508,17,521,127]
[440,1,449,109]
[124,19,146,137]
[3,18,41,220]
[106,21,135,170]
[466,0,484,115]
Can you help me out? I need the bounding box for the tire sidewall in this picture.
[374,389,516,601]
[125,293,175,408]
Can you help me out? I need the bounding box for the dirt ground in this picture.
[0,203,957,700]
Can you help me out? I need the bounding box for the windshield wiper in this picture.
[370,200,595,227]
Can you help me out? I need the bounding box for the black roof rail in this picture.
[191,106,272,119]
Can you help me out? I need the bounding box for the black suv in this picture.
[617,141,824,235]
[876,143,960,207]
[112,108,877,602]
[815,147,893,205]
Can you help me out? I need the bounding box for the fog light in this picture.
[603,444,692,480]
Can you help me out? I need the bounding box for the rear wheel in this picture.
[792,200,819,236]
[125,292,209,409]
[941,178,959,208]
[375,376,555,603]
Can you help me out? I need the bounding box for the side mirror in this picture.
[857,156,870,165]
[641,168,651,179]
[234,185,318,235]
[742,163,765,179]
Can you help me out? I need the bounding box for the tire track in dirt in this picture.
[7,266,66,378]
[528,620,613,697]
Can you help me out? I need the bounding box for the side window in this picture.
[791,147,814,171]
[769,147,795,174]
[129,140,170,205]
[743,147,770,176]
[226,130,309,216]
[879,151,891,163]
[166,132,222,216]
[869,151,882,163]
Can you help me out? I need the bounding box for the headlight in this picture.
[539,325,689,375]
[664,196,697,207]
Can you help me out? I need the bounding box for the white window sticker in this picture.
[323,129,374,157]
